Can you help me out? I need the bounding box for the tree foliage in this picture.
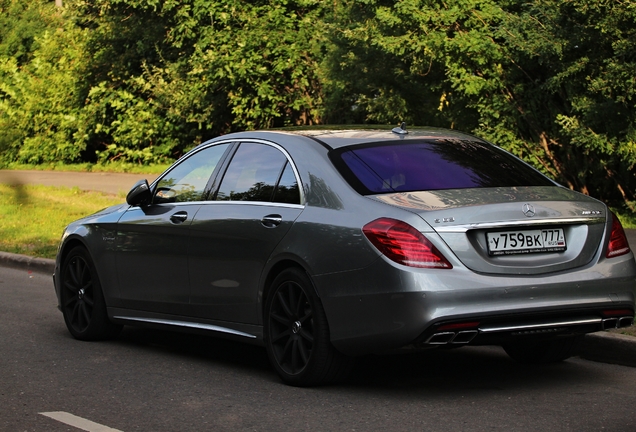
[72,0,326,162]
[0,0,635,209]
[323,0,636,208]
[1,0,326,164]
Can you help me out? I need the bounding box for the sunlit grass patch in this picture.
[0,184,123,259]
[614,209,636,229]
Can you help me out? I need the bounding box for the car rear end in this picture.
[321,131,636,355]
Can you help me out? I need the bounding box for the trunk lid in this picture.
[373,186,607,275]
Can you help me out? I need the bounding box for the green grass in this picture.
[614,209,636,229]
[0,184,123,259]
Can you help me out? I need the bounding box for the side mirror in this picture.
[126,179,151,206]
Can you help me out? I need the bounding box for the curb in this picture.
[579,331,636,368]
[0,251,635,368]
[0,251,55,275]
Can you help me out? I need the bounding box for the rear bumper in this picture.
[418,309,634,348]
[314,254,636,356]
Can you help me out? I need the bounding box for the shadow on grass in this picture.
[0,181,58,258]
[2,177,30,206]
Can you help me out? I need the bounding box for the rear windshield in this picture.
[330,139,554,195]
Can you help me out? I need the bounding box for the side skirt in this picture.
[108,307,264,345]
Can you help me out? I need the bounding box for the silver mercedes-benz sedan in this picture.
[54,126,636,386]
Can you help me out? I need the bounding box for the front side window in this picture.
[216,143,300,204]
[154,144,230,203]
[332,140,554,195]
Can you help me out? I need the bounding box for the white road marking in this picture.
[40,412,124,432]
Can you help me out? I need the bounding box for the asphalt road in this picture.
[2,266,636,432]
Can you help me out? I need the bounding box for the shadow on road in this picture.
[110,326,607,394]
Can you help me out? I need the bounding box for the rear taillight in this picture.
[601,309,633,317]
[437,321,480,331]
[606,212,631,258]
[362,218,452,269]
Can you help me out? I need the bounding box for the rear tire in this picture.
[503,336,583,364]
[264,268,353,386]
[60,246,122,341]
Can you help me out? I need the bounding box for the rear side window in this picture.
[272,162,300,204]
[215,143,300,204]
[331,139,554,195]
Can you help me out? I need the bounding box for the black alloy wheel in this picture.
[268,278,314,375]
[264,268,353,386]
[60,246,122,340]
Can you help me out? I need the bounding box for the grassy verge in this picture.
[0,184,123,259]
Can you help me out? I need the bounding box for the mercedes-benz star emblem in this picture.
[522,203,535,217]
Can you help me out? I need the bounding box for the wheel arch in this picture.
[57,241,123,340]
[260,258,316,325]
[58,236,90,267]
[57,236,118,307]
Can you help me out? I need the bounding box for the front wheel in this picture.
[264,268,353,386]
[60,246,122,341]
[503,336,583,364]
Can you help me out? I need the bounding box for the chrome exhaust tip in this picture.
[425,330,479,345]
[425,332,455,345]
[602,318,619,330]
[618,316,634,328]
[451,330,478,344]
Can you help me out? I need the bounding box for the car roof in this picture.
[280,126,484,149]
[216,126,485,150]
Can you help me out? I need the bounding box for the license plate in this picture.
[487,228,567,256]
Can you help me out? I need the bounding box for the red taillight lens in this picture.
[601,309,633,317]
[362,218,452,269]
[606,212,631,258]
[437,321,480,331]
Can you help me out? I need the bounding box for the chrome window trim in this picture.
[154,200,304,209]
[113,316,257,339]
[433,217,606,233]
[201,201,305,209]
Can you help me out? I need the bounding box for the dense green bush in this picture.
[0,0,634,210]
[323,0,636,209]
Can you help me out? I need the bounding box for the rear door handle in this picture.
[261,214,282,228]
[170,211,188,224]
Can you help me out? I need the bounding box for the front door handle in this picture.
[170,211,188,224]
[261,214,282,228]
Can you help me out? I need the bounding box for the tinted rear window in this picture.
[331,139,554,195]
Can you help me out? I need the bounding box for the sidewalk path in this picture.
[0,169,159,196]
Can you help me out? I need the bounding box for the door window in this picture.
[216,143,299,203]
[154,144,230,203]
